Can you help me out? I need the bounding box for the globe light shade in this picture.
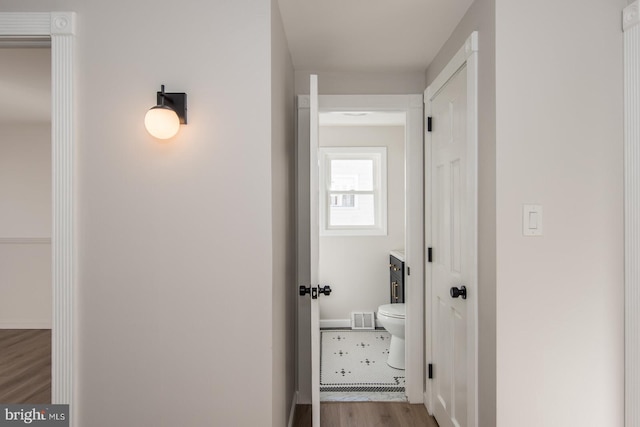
[144,105,181,139]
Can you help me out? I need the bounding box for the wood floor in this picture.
[0,329,51,403]
[293,402,439,427]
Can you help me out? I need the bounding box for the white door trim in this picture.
[296,93,424,403]
[0,11,76,419]
[623,3,640,426]
[424,31,478,426]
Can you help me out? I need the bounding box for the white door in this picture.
[431,64,470,427]
[296,75,325,427]
[308,74,321,427]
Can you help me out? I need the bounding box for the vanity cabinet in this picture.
[389,254,405,303]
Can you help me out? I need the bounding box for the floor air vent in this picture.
[351,312,375,330]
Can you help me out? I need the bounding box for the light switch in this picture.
[523,204,543,236]
[529,212,538,229]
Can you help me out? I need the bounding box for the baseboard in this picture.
[423,390,434,415]
[287,391,298,427]
[320,318,383,329]
[0,320,51,329]
[320,319,350,329]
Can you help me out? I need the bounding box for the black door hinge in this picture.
[427,117,432,132]
[407,266,410,276]
[428,363,433,379]
[427,247,433,263]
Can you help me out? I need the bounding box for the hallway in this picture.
[293,402,438,427]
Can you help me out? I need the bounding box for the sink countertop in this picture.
[390,250,405,262]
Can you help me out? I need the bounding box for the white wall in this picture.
[425,0,496,424]
[270,0,296,424]
[318,125,405,322]
[2,1,290,425]
[295,70,425,95]
[0,123,52,328]
[495,0,625,426]
[0,124,51,238]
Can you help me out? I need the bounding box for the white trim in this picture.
[424,30,479,427]
[624,4,640,425]
[296,95,312,406]
[320,319,351,329]
[0,321,52,329]
[287,391,298,427]
[0,238,52,244]
[624,2,639,31]
[0,11,76,418]
[309,74,321,427]
[319,318,385,329]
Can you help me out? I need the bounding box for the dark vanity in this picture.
[389,250,405,303]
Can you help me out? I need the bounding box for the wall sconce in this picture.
[144,85,187,139]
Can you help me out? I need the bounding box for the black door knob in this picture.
[319,285,331,296]
[450,285,467,299]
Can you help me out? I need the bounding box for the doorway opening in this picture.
[317,111,407,402]
[0,12,77,412]
[0,44,52,403]
[296,93,425,418]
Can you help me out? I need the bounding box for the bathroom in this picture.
[317,111,407,402]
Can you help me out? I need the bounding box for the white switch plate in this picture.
[523,204,543,236]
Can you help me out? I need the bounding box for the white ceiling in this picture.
[0,47,51,124]
[277,0,474,72]
[0,1,473,124]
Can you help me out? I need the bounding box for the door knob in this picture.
[450,285,467,299]
[299,285,332,299]
[318,285,331,296]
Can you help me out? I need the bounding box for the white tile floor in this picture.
[320,329,407,402]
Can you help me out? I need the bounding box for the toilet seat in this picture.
[378,303,405,319]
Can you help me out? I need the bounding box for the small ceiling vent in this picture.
[351,312,375,330]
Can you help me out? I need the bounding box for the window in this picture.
[319,147,387,236]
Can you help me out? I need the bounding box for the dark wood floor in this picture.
[0,329,51,403]
[293,402,439,427]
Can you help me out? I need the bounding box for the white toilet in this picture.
[377,303,406,369]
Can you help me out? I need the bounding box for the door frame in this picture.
[0,11,77,416]
[424,31,479,426]
[624,3,640,425]
[296,93,425,404]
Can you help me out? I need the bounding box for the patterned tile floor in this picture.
[320,329,406,402]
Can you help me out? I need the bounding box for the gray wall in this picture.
[0,123,51,238]
[494,0,625,425]
[425,0,496,425]
[428,0,626,425]
[0,123,52,328]
[270,0,296,424]
[295,70,425,95]
[1,1,291,425]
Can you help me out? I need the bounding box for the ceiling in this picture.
[0,1,474,124]
[277,0,474,72]
[0,47,50,124]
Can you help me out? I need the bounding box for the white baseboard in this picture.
[287,391,298,427]
[0,320,51,329]
[424,391,432,414]
[320,318,383,329]
[320,319,350,329]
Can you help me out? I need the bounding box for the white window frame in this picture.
[319,146,387,236]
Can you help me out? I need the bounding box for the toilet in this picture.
[377,303,405,369]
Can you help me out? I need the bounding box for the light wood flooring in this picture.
[0,329,51,403]
[293,402,439,427]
